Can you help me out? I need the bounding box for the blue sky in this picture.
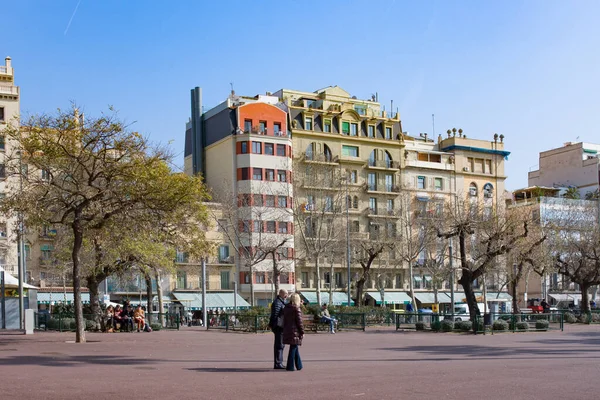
[3,1,600,189]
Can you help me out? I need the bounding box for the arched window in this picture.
[469,183,478,197]
[483,183,494,198]
[368,149,394,168]
[305,143,333,162]
[353,196,359,209]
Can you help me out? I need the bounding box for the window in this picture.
[24,244,31,261]
[417,176,426,189]
[266,221,276,233]
[240,141,248,154]
[335,272,343,287]
[387,199,394,212]
[368,173,377,191]
[369,197,377,213]
[301,272,309,288]
[252,141,262,154]
[342,121,350,135]
[0,107,4,122]
[244,119,252,133]
[368,125,375,138]
[0,223,6,238]
[483,183,494,198]
[276,144,286,156]
[0,164,5,179]
[241,221,251,232]
[177,271,187,289]
[218,245,230,262]
[217,219,227,232]
[240,194,251,206]
[305,117,313,130]
[354,105,367,115]
[342,145,358,157]
[254,194,264,206]
[423,275,433,290]
[385,174,393,192]
[351,220,360,232]
[277,170,287,182]
[413,275,422,290]
[253,168,263,180]
[324,119,332,133]
[385,127,392,140]
[434,178,443,191]
[266,195,275,207]
[259,121,266,133]
[278,196,288,208]
[325,196,333,212]
[353,196,359,209]
[265,169,275,181]
[240,168,249,180]
[278,222,288,233]
[469,183,478,197]
[396,274,403,289]
[0,136,4,150]
[220,271,230,290]
[264,143,274,155]
[176,250,189,263]
[306,99,317,108]
[350,123,358,136]
[253,220,262,232]
[349,170,357,183]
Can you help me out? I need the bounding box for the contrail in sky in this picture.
[64,0,82,36]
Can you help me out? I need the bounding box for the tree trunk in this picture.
[86,275,103,331]
[459,271,480,332]
[314,255,321,306]
[272,255,280,299]
[408,261,418,314]
[355,275,366,306]
[145,272,153,325]
[249,262,255,307]
[72,218,85,343]
[329,258,334,306]
[581,282,590,314]
[155,268,164,326]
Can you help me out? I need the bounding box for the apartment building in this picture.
[186,85,510,307]
[529,142,600,198]
[184,89,295,306]
[0,56,20,279]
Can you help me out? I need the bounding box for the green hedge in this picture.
[454,320,472,332]
[493,319,509,331]
[515,321,529,331]
[535,320,549,330]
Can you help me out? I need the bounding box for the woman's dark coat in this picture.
[282,303,305,346]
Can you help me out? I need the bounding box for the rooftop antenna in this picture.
[432,114,435,137]
[230,82,235,96]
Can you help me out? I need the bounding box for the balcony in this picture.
[365,207,399,218]
[302,153,338,164]
[2,264,17,275]
[240,283,295,293]
[0,85,18,95]
[0,66,7,74]
[364,183,401,195]
[405,159,453,171]
[366,160,400,170]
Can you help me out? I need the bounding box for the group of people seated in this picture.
[105,302,149,333]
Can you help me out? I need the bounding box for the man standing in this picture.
[269,289,288,369]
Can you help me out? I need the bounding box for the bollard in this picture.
[25,309,34,334]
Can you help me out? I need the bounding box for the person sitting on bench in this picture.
[134,305,146,332]
[319,304,337,334]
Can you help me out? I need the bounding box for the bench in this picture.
[302,314,330,333]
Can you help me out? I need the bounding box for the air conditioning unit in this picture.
[463,167,470,172]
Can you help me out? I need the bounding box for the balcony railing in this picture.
[1,264,17,275]
[304,153,338,163]
[0,85,18,95]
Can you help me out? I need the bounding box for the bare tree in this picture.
[292,159,347,306]
[439,197,534,326]
[212,181,292,306]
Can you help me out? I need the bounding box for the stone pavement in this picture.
[1,325,599,400]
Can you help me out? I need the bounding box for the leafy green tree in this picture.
[1,106,209,342]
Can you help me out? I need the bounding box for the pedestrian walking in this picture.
[268,289,288,369]
[283,293,304,371]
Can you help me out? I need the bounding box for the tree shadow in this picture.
[186,367,274,373]
[0,355,185,367]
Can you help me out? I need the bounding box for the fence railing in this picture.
[34,312,180,332]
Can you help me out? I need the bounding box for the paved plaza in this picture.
[1,325,599,400]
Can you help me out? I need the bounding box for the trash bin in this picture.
[484,313,492,326]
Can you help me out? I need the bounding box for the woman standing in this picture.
[282,293,305,371]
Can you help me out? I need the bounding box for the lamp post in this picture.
[17,149,25,330]
[449,237,455,321]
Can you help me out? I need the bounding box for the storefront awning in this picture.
[37,292,90,304]
[414,292,454,304]
[171,292,251,311]
[299,291,354,306]
[366,291,412,305]
[549,293,581,303]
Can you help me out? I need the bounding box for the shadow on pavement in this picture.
[186,367,273,373]
[0,355,186,367]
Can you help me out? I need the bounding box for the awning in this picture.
[0,267,38,289]
[366,291,412,305]
[152,295,172,303]
[37,292,90,304]
[414,292,453,304]
[299,291,354,306]
[455,292,512,302]
[413,276,422,282]
[549,293,581,302]
[171,292,251,311]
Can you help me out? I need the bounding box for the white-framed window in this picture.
[305,117,313,130]
[324,119,332,133]
[417,176,426,189]
[350,123,358,136]
[385,127,392,140]
[277,170,287,182]
[434,178,443,191]
[368,125,375,138]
